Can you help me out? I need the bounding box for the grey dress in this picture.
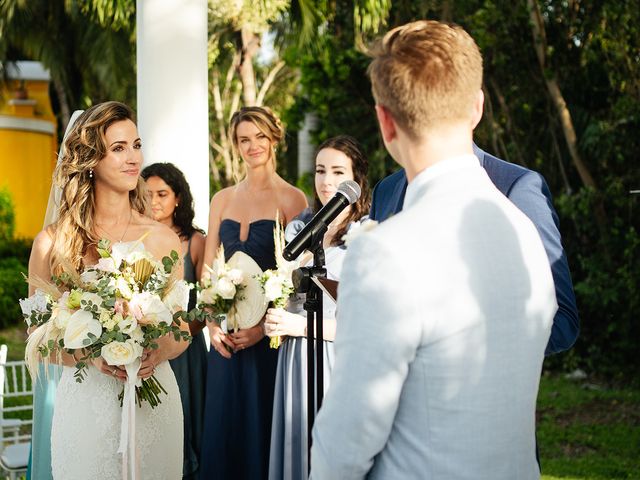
[169,236,208,480]
[268,246,346,479]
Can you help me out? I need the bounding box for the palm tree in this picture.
[0,0,136,131]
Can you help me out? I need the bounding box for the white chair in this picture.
[0,344,32,480]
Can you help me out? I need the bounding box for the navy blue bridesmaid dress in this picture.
[199,219,279,480]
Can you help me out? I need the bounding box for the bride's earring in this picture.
[89,169,94,179]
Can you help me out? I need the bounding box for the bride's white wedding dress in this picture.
[51,360,183,479]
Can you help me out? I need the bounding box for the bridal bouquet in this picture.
[196,244,245,331]
[257,217,297,348]
[22,238,190,408]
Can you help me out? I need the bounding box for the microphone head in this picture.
[337,180,361,205]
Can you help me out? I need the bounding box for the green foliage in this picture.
[0,188,15,241]
[290,0,640,381]
[288,34,389,186]
[0,192,30,329]
[0,257,28,329]
[295,171,314,199]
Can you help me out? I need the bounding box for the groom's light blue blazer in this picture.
[369,145,579,356]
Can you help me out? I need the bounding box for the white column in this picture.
[137,0,209,232]
[298,112,318,176]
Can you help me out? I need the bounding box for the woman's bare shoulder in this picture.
[277,179,308,221]
[210,185,235,205]
[31,226,55,258]
[191,230,206,248]
[132,213,181,258]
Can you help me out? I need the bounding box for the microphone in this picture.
[283,180,361,261]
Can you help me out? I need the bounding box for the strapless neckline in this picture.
[220,218,276,243]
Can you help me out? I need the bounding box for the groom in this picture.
[310,20,558,479]
[369,145,579,356]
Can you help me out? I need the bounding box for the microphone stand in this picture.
[291,225,327,474]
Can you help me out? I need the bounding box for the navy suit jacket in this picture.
[369,145,579,355]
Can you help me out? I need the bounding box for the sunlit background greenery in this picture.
[1,1,638,478]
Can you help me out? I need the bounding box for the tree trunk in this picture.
[238,26,260,106]
[256,60,286,107]
[526,0,608,242]
[52,77,71,133]
[526,0,596,190]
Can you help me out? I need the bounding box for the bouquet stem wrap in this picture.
[119,360,142,480]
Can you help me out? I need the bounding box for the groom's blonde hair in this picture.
[367,20,483,139]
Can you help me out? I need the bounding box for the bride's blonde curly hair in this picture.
[49,101,147,275]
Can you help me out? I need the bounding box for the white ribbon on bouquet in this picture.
[119,360,142,480]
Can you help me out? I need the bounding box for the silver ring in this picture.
[111,368,117,376]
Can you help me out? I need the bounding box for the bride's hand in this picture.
[230,324,264,352]
[265,308,306,338]
[209,323,235,359]
[139,349,160,379]
[92,357,127,382]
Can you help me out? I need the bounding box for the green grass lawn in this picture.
[1,325,638,478]
[538,371,640,480]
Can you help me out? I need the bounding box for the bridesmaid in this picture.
[141,162,207,480]
[265,135,371,479]
[199,106,307,480]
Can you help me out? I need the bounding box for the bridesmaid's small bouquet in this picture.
[21,238,191,408]
[196,244,245,331]
[257,216,297,349]
[194,244,267,343]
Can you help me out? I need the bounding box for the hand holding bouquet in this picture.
[196,244,245,331]
[22,238,191,408]
[257,216,297,348]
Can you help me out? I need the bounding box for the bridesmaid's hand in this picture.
[265,308,306,338]
[230,324,264,352]
[209,323,235,359]
[92,357,127,382]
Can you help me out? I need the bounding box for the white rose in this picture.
[227,268,244,285]
[129,292,173,326]
[52,307,72,330]
[215,277,236,300]
[63,310,103,349]
[101,340,143,366]
[80,291,103,309]
[264,274,285,302]
[198,286,216,305]
[163,280,191,312]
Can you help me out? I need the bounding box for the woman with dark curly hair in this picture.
[265,135,371,479]
[141,162,207,480]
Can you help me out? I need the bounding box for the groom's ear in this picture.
[375,105,397,144]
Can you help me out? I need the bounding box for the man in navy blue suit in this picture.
[370,143,579,355]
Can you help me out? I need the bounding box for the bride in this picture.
[27,101,189,479]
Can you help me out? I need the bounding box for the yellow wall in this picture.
[0,75,57,239]
[0,130,56,237]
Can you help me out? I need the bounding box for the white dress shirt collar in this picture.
[403,154,479,210]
